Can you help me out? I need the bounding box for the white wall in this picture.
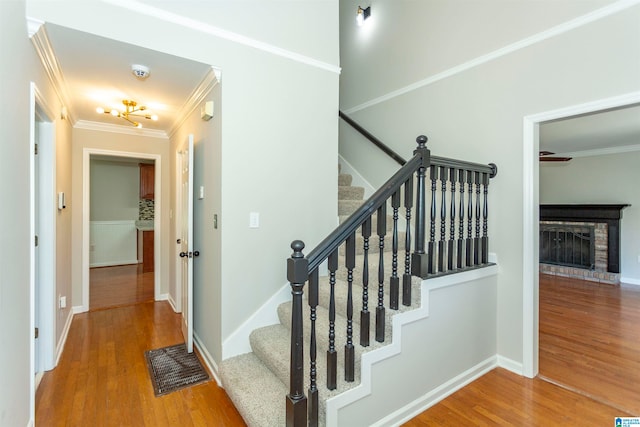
[25,1,340,368]
[0,1,73,424]
[90,159,140,221]
[540,151,640,283]
[338,0,640,367]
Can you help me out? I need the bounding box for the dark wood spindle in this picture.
[466,170,473,267]
[411,136,430,278]
[376,204,387,343]
[482,172,489,264]
[390,191,400,310]
[307,268,319,427]
[326,249,338,390]
[474,171,481,266]
[438,166,447,273]
[286,241,308,427]
[457,169,465,269]
[448,168,456,270]
[360,218,371,347]
[428,165,437,274]
[345,233,355,382]
[403,178,413,306]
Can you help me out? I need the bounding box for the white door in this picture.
[179,135,195,353]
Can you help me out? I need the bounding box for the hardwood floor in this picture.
[35,301,246,426]
[90,264,154,311]
[37,269,637,425]
[539,273,640,415]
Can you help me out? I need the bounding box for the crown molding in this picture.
[101,0,340,74]
[555,143,640,159]
[75,120,169,139]
[168,67,219,138]
[28,20,76,125]
[343,0,640,114]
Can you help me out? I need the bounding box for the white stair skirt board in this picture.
[89,220,138,267]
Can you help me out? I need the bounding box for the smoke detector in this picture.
[131,64,150,80]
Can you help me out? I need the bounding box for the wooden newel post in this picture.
[286,240,308,427]
[411,135,431,278]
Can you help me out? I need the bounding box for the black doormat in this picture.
[144,343,210,396]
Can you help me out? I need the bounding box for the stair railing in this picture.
[286,135,497,426]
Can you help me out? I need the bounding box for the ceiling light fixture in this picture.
[356,5,371,26]
[96,99,158,128]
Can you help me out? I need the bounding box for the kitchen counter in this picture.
[135,220,154,231]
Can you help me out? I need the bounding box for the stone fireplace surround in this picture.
[539,204,629,285]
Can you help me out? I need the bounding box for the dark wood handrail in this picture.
[339,111,406,166]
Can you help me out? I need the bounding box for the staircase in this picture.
[219,166,423,426]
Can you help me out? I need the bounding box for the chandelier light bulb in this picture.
[151,114,158,121]
[111,109,119,117]
[96,107,105,114]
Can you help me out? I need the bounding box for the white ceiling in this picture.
[44,24,213,134]
[540,104,640,158]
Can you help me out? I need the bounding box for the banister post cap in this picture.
[489,163,498,179]
[288,240,308,283]
[414,135,430,168]
[416,135,428,147]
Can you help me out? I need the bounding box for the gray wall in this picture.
[90,159,140,221]
[339,0,640,367]
[540,151,640,283]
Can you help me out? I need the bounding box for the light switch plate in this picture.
[249,212,260,228]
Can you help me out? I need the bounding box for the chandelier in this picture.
[96,99,158,128]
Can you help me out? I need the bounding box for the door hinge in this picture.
[35,143,38,155]
[35,235,38,247]
[35,327,39,339]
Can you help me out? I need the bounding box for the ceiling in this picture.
[41,24,639,153]
[539,104,640,158]
[43,24,213,135]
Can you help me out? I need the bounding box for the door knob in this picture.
[177,239,181,244]
[179,252,188,258]
[193,251,200,257]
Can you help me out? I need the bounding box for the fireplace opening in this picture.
[540,224,595,270]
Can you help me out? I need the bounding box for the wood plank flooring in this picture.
[37,269,638,425]
[90,264,154,311]
[539,274,640,414]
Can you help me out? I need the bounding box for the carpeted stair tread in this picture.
[338,231,406,256]
[219,352,287,427]
[338,173,353,186]
[338,213,397,233]
[338,199,364,216]
[338,185,365,200]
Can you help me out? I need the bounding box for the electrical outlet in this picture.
[249,212,260,228]
[637,255,640,263]
[59,296,66,309]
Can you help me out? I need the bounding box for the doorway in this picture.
[82,149,162,312]
[88,155,156,310]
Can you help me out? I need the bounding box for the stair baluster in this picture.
[308,269,319,427]
[375,204,387,343]
[360,218,371,346]
[428,165,437,274]
[438,166,447,273]
[474,171,481,266]
[457,169,465,269]
[326,249,338,390]
[411,135,429,278]
[448,168,456,270]
[466,171,474,267]
[402,178,413,306]
[390,191,400,310]
[344,233,356,382]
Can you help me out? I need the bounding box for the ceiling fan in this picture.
[539,151,572,162]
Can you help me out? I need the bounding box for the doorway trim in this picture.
[29,82,57,420]
[521,90,640,378]
[82,148,162,311]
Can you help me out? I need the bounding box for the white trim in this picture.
[371,356,497,427]
[326,265,499,425]
[194,332,222,387]
[55,309,74,367]
[82,148,162,312]
[26,17,44,37]
[168,67,219,138]
[621,277,640,286]
[522,90,640,379]
[222,281,292,360]
[75,120,168,139]
[101,0,341,74]
[496,355,524,375]
[338,154,376,199]
[344,0,640,114]
[555,143,640,159]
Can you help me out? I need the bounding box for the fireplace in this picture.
[539,204,629,284]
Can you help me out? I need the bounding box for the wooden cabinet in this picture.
[139,163,155,200]
[142,230,154,273]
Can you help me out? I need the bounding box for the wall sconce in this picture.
[356,5,371,26]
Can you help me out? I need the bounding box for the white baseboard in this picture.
[222,282,291,359]
[373,356,498,427]
[89,260,138,268]
[338,154,376,198]
[620,276,640,286]
[55,308,74,367]
[497,355,524,375]
[166,293,178,312]
[194,332,222,387]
